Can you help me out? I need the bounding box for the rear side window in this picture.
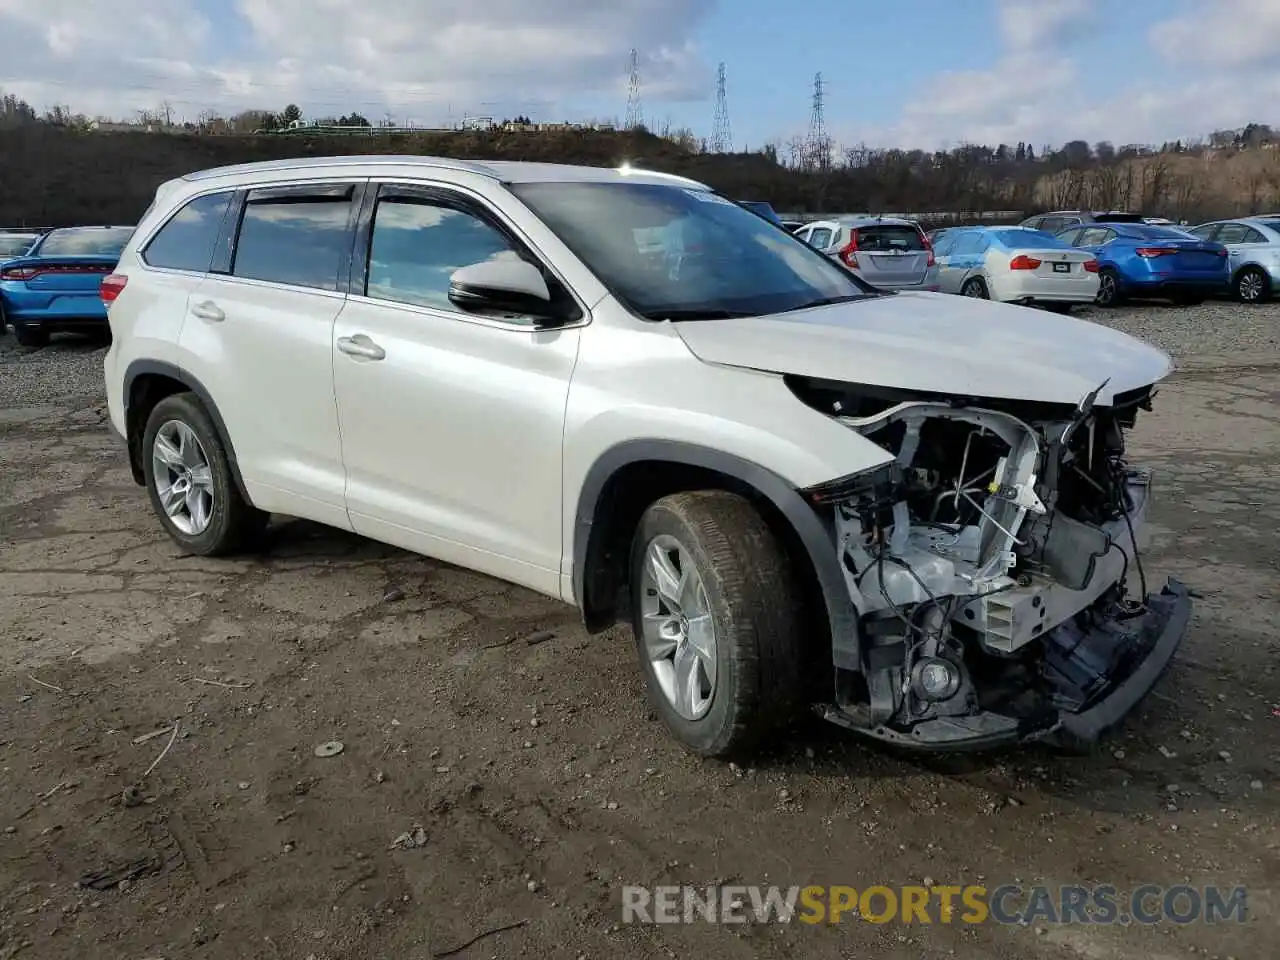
[0,235,35,257]
[142,192,231,272]
[857,225,925,251]
[232,188,353,291]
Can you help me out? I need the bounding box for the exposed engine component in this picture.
[792,376,1166,746]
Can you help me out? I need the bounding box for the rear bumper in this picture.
[821,578,1192,752]
[1126,278,1229,298]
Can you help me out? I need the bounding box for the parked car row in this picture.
[785,207,1279,309]
[0,225,134,346]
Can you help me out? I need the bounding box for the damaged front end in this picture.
[793,377,1192,751]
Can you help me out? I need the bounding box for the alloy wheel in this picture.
[151,419,215,535]
[638,534,717,720]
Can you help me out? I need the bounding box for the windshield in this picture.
[509,181,874,319]
[37,227,133,257]
[995,228,1063,247]
[0,235,36,257]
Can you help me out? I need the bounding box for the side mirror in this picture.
[448,258,564,323]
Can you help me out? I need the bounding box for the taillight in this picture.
[1009,254,1042,270]
[1135,247,1174,257]
[838,228,860,268]
[1083,259,1099,273]
[920,231,936,267]
[1216,248,1228,257]
[0,266,37,281]
[100,273,128,306]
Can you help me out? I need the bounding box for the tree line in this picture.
[2,90,1278,227]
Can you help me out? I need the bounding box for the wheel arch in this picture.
[572,439,861,674]
[1231,261,1271,286]
[122,359,251,502]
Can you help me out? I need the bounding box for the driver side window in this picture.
[366,197,516,313]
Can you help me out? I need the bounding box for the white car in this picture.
[933,226,1100,310]
[102,156,1191,758]
[795,216,941,293]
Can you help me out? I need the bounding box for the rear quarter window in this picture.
[141,192,233,272]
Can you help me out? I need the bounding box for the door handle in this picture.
[190,300,224,322]
[336,334,386,361]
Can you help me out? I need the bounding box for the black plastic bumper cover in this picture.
[1046,577,1191,748]
[822,577,1192,752]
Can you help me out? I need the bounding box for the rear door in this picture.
[176,180,360,528]
[1215,222,1266,275]
[852,223,930,286]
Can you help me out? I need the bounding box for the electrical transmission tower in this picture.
[710,62,732,153]
[805,71,831,171]
[624,49,643,130]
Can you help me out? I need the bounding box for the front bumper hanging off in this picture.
[820,578,1192,751]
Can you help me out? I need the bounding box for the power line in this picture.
[624,48,643,130]
[710,62,731,153]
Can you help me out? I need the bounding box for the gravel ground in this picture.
[1,302,1278,960]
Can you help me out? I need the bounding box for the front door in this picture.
[331,182,582,597]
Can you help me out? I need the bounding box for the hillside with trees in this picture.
[2,92,1279,226]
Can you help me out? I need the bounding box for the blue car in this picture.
[0,225,133,346]
[1054,221,1229,306]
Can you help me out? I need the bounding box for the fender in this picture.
[572,439,862,672]
[122,359,252,503]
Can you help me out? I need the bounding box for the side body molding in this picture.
[572,439,862,672]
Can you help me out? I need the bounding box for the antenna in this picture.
[710,62,732,153]
[625,49,643,130]
[806,72,830,171]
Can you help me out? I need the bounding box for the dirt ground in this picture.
[1,318,1277,960]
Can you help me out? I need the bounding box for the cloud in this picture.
[1148,0,1280,70]
[997,0,1095,50]
[0,0,715,123]
[840,0,1280,152]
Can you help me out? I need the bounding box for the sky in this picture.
[0,0,1277,153]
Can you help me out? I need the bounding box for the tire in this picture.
[628,490,803,758]
[960,277,988,299]
[141,393,266,556]
[0,298,7,335]
[1095,269,1122,307]
[13,323,48,347]
[1234,266,1270,304]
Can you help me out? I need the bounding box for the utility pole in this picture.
[710,62,732,153]
[805,71,830,172]
[624,49,643,130]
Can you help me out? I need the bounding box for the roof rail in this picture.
[182,155,501,182]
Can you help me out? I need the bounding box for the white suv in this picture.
[103,156,1192,757]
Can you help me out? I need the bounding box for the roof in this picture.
[181,155,709,189]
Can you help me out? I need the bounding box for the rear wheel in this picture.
[961,277,988,298]
[1235,266,1270,304]
[629,491,802,758]
[141,393,267,556]
[13,323,48,348]
[1095,269,1122,307]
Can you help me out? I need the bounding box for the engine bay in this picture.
[790,376,1172,746]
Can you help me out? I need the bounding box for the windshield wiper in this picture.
[779,293,878,313]
[639,308,756,321]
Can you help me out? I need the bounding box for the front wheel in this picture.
[629,491,803,758]
[141,393,267,556]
